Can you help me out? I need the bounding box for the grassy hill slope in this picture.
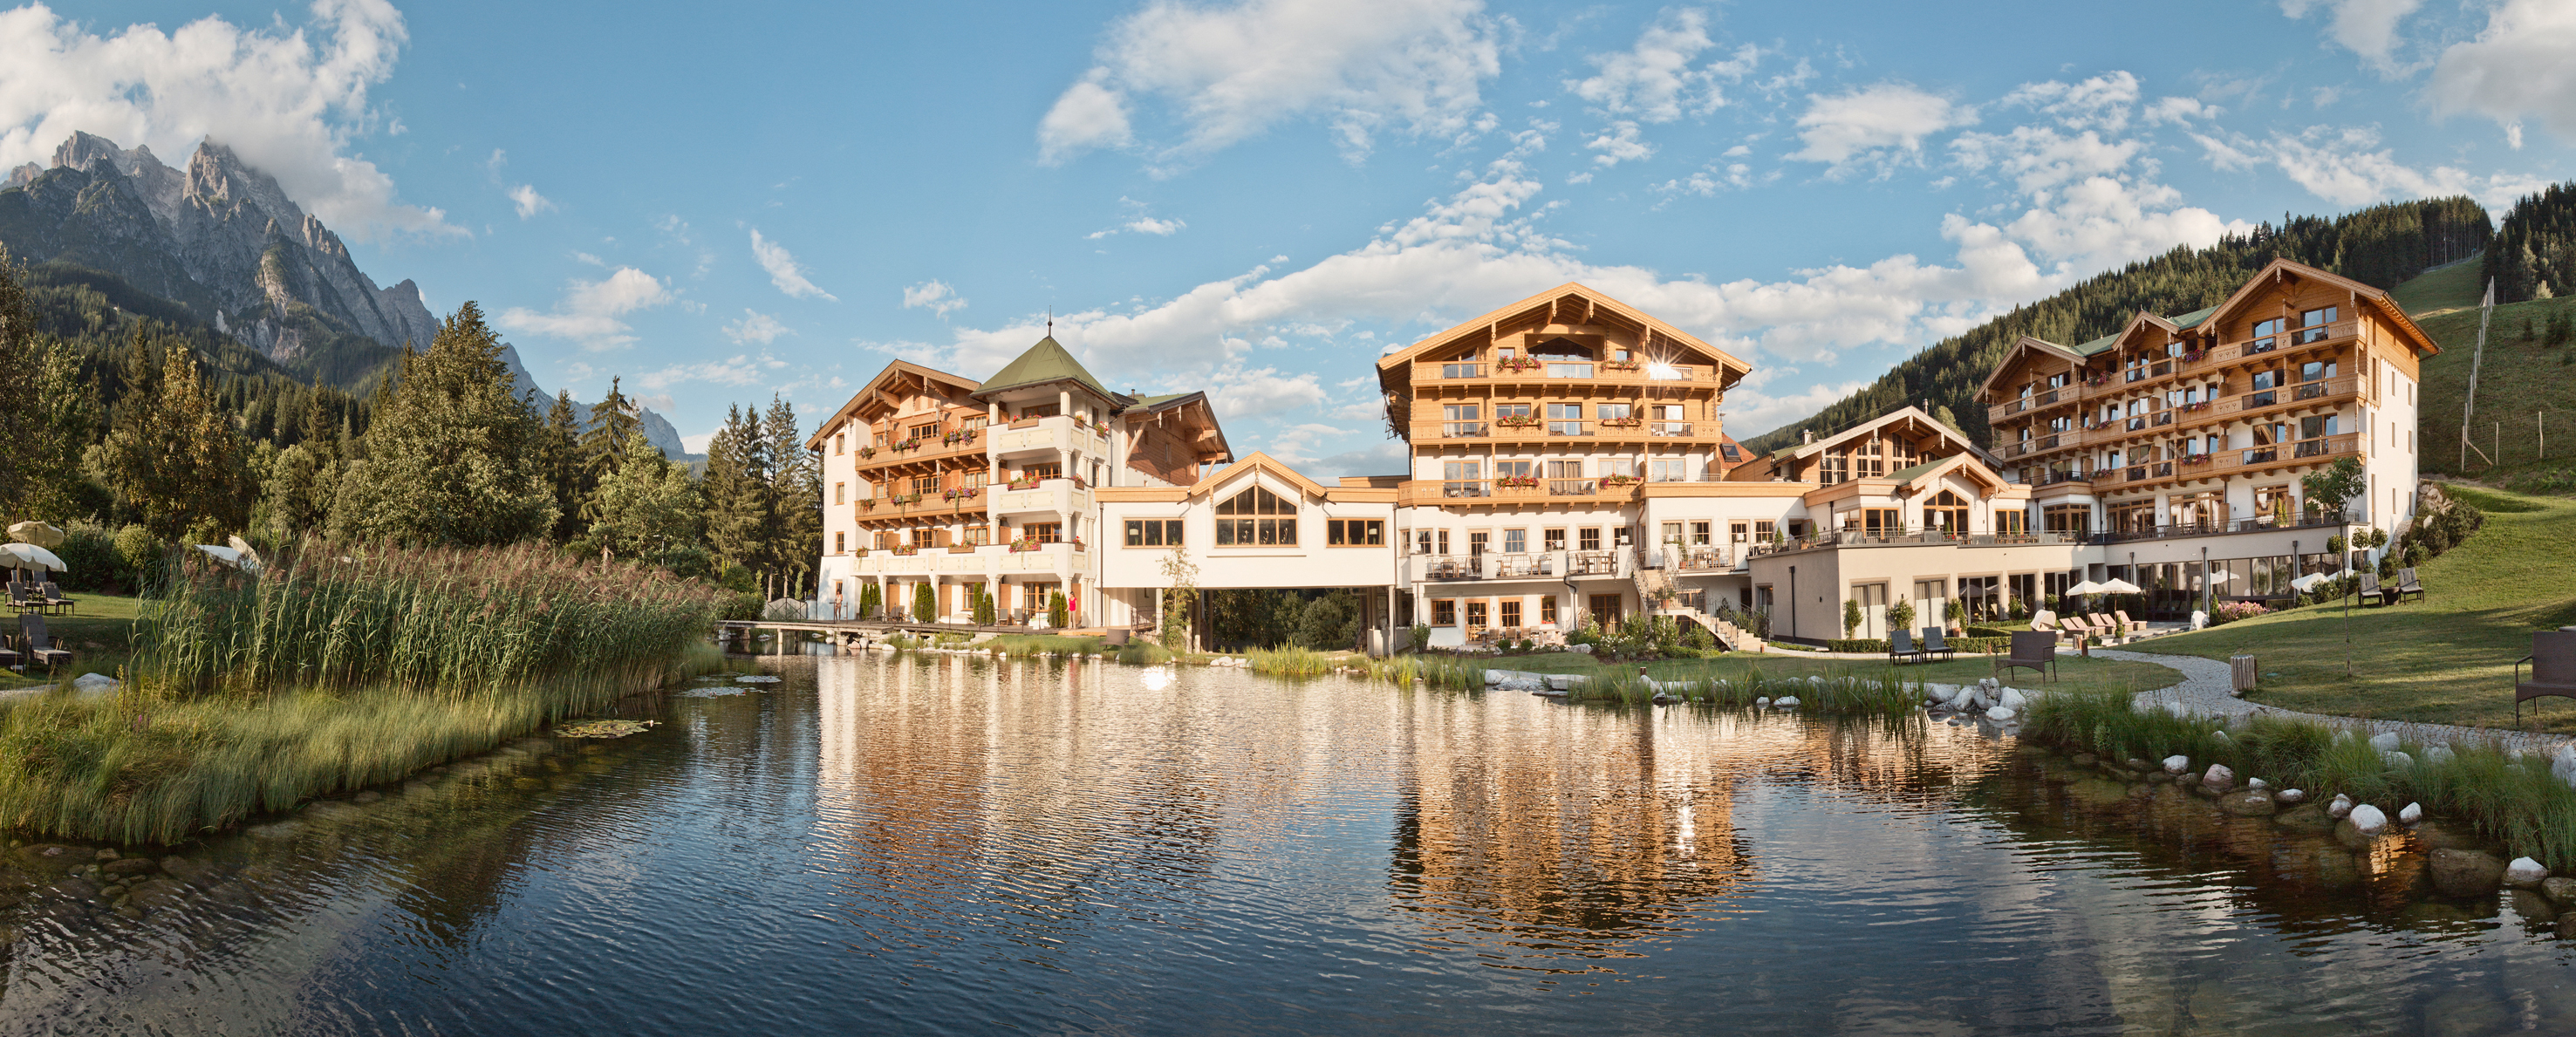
[2138,485,2576,730]
[2393,262,2576,492]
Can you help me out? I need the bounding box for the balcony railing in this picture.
[1441,421,1487,438]
[1441,480,1490,498]
[1650,421,1692,437]
[1422,555,1482,580]
[1548,478,1596,496]
[1493,554,1549,578]
[1566,551,1619,576]
[2098,510,2352,544]
[1671,547,1731,571]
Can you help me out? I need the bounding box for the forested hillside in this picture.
[1741,196,2490,453]
[2481,182,2576,304]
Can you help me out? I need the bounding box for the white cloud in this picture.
[1564,9,1756,123]
[1654,162,1753,196]
[1124,215,1186,235]
[1951,126,2139,194]
[1787,83,1977,176]
[0,0,459,241]
[1205,365,1327,418]
[902,280,966,317]
[748,229,837,301]
[724,309,791,345]
[634,355,771,393]
[2428,0,2576,146]
[2282,0,2423,72]
[2193,125,2549,208]
[1038,0,1504,165]
[1261,422,1351,464]
[1038,77,1134,164]
[495,267,673,351]
[1586,120,1653,167]
[2142,96,2216,126]
[507,183,551,219]
[681,432,714,454]
[1998,72,2138,133]
[1086,197,1190,238]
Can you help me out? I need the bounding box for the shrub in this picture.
[1887,597,1917,632]
[2210,600,2269,625]
[1407,624,1431,652]
[1049,590,1069,629]
[913,582,936,623]
[721,590,763,620]
[54,521,138,593]
[858,583,881,618]
[973,584,996,625]
[1842,598,1862,638]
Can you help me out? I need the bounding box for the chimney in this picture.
[1801,429,1814,446]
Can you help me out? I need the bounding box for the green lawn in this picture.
[2142,485,2576,730]
[2,592,138,687]
[2401,265,2576,479]
[2390,255,2486,317]
[1473,647,2181,698]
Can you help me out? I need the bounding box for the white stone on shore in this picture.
[1999,688,2029,711]
[2553,746,2576,787]
[1773,696,1801,707]
[2247,778,2270,790]
[2369,732,2401,753]
[1927,683,1961,699]
[2211,729,2231,743]
[71,672,118,696]
[2163,755,2191,774]
[2278,788,2306,803]
[1986,706,2017,721]
[2349,804,2389,835]
[2399,802,2423,825]
[2508,857,2549,887]
[2202,764,2236,790]
[2327,797,2353,819]
[1979,677,2000,691]
[1754,697,1770,706]
[2424,744,2456,764]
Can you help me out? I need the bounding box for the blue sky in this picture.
[5,0,2573,473]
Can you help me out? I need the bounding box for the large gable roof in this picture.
[805,359,980,450]
[973,336,1115,399]
[1374,282,1753,383]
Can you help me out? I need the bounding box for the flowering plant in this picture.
[1495,474,1540,488]
[1496,356,1543,372]
[1495,414,1541,428]
[858,498,878,509]
[942,429,977,446]
[856,447,877,459]
[891,439,922,453]
[1603,359,1641,372]
[1598,474,1640,487]
[943,487,980,501]
[1598,416,1643,427]
[1008,477,1042,490]
[891,544,919,556]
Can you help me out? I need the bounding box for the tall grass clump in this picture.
[982,634,1106,657]
[1115,641,1173,665]
[1246,646,1332,677]
[2023,688,2576,870]
[0,541,721,843]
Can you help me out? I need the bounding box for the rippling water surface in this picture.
[3,653,2573,1035]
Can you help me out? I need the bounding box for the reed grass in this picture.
[1115,641,1174,665]
[0,542,723,843]
[2025,687,2576,870]
[981,634,1107,657]
[1563,661,1923,714]
[1245,646,1333,676]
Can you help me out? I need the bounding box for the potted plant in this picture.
[1842,598,1862,638]
[1496,474,1539,488]
[1495,414,1541,428]
[858,498,878,510]
[856,446,877,459]
[1599,474,1640,487]
[1944,598,1964,634]
[1887,597,1917,634]
[1008,475,1042,490]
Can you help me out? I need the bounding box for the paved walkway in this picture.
[2097,648,2574,756]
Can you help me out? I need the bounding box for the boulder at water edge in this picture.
[2247,777,2269,790]
[2217,791,2275,816]
[1999,688,2029,712]
[2369,732,2402,753]
[2554,746,2576,786]
[1986,706,2017,721]
[2163,755,2191,774]
[1773,696,1801,708]
[2327,796,2353,819]
[2382,750,2415,769]
[2429,849,2507,897]
[2507,857,2550,887]
[2424,744,2456,764]
[2278,788,2305,803]
[2542,877,2576,905]
[2400,802,2424,825]
[2348,804,2388,834]
[1754,697,1770,706]
[71,672,118,696]
[2201,764,2236,791]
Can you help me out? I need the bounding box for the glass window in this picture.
[1544,529,1567,551]
[1546,403,1586,435]
[1649,459,1689,482]
[1541,597,1559,624]
[2299,305,2339,344]
[1579,528,1602,551]
[1595,403,1632,420]
[1433,600,1457,626]
[1215,486,1297,545]
[1501,600,1521,627]
[1503,529,1527,553]
[2250,318,2284,353]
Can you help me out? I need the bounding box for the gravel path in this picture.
[2098,648,2574,756]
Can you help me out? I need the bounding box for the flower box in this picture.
[891,439,922,453]
[1494,415,1541,428]
[1603,360,1641,372]
[856,447,877,459]
[1598,417,1643,428]
[1008,538,1049,553]
[942,488,980,501]
[891,544,919,556]
[1496,357,1544,372]
[1598,474,1640,487]
[858,498,878,509]
[1008,478,1042,490]
[1495,475,1540,488]
[942,430,977,446]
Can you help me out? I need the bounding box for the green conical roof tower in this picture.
[974,335,1115,399]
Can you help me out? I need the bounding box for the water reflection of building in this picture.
[1388,694,1753,950]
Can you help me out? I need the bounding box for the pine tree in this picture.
[0,249,101,522]
[93,341,251,538]
[581,377,641,481]
[766,393,822,596]
[703,403,776,573]
[329,302,556,546]
[570,429,711,576]
[543,389,589,542]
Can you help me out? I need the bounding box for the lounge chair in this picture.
[4,579,32,614]
[1997,631,2058,683]
[1920,626,1957,662]
[2113,610,2149,636]
[1888,628,1920,664]
[2357,572,2394,607]
[2394,567,2426,604]
[2057,614,2097,644]
[16,613,68,672]
[2516,631,2576,728]
[38,581,71,617]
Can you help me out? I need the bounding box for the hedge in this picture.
[1826,637,2012,655]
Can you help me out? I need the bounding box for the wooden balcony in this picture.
[1408,419,1718,444]
[1411,358,1726,387]
[1998,375,2361,464]
[854,494,989,529]
[854,430,987,474]
[2089,432,2364,493]
[1985,318,2360,425]
[1395,478,1645,508]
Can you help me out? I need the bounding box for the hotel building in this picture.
[817,259,2434,650]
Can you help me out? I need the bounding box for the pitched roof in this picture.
[973,336,1114,399]
[1185,452,1331,501]
[1886,458,1944,482]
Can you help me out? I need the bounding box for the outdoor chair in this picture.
[4,579,32,614]
[16,613,68,673]
[2357,572,2394,607]
[2394,567,2426,604]
[2089,613,2135,639]
[1920,627,1956,662]
[38,581,71,617]
[2113,610,2149,635]
[1887,628,1921,664]
[1997,631,2059,683]
[2515,631,2576,728]
[2056,614,2096,645]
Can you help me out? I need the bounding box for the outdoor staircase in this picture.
[1634,560,1762,652]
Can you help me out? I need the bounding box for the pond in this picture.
[0,652,2570,1035]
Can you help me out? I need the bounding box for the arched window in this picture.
[1924,489,1970,534]
[1215,485,1298,545]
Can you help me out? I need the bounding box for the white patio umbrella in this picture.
[2289,572,2332,593]
[2065,579,2105,596]
[2097,578,2144,595]
[193,544,250,571]
[0,542,65,571]
[6,521,63,548]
